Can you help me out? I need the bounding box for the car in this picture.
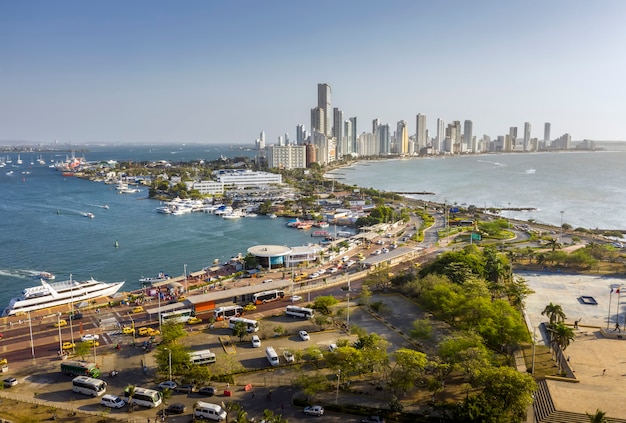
[361,416,385,423]
[251,335,261,348]
[122,326,135,335]
[83,339,99,347]
[54,319,67,328]
[100,394,125,409]
[328,343,338,352]
[198,386,217,396]
[80,334,99,342]
[283,350,295,363]
[373,250,382,255]
[317,269,326,274]
[381,247,389,253]
[303,405,324,416]
[375,239,385,245]
[158,381,177,390]
[329,267,338,273]
[341,256,350,262]
[299,330,310,341]
[138,327,150,336]
[187,317,203,325]
[390,244,398,249]
[291,295,302,303]
[69,312,83,320]
[132,306,144,314]
[0,358,7,366]
[175,383,196,393]
[62,342,75,350]
[166,403,187,414]
[309,272,319,279]
[263,279,273,283]
[3,377,17,388]
[147,328,160,336]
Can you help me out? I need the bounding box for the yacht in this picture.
[2,277,125,317]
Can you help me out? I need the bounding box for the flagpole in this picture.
[607,287,613,329]
[616,288,622,330]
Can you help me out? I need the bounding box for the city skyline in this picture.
[2,1,626,144]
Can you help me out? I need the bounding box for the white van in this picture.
[100,394,126,409]
[193,401,227,421]
[266,346,279,366]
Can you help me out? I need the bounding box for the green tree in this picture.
[389,348,428,392]
[312,295,338,314]
[155,344,190,379]
[160,320,187,346]
[547,322,575,372]
[232,320,248,342]
[409,318,433,341]
[160,387,173,420]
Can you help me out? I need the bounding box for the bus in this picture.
[61,360,101,378]
[72,376,107,397]
[253,289,285,305]
[265,346,279,367]
[285,305,315,319]
[160,308,194,324]
[214,305,243,321]
[189,349,217,365]
[124,386,162,408]
[228,317,259,333]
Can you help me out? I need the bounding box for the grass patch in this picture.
[520,343,559,378]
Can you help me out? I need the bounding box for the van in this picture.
[193,401,227,421]
[251,335,261,348]
[100,394,126,409]
[266,346,279,366]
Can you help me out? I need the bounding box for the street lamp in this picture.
[127,312,136,345]
[335,369,341,403]
[560,210,564,243]
[346,278,351,331]
[164,347,172,382]
[57,312,63,353]
[28,311,35,359]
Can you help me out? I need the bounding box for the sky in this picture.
[2,0,626,145]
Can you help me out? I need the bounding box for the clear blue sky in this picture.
[2,0,626,144]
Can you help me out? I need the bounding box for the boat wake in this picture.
[0,268,44,279]
[477,159,507,167]
[525,169,536,174]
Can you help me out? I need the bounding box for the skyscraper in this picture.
[544,122,551,146]
[463,120,473,152]
[296,124,306,144]
[509,127,518,151]
[333,107,343,157]
[416,113,427,152]
[396,120,409,155]
[524,122,531,151]
[318,83,332,137]
[349,117,357,155]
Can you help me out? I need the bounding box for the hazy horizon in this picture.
[2,1,626,145]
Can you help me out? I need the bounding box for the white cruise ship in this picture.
[2,277,125,317]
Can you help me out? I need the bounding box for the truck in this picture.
[60,360,101,378]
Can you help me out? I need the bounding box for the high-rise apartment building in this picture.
[463,120,473,152]
[416,114,427,152]
[333,107,343,157]
[318,83,332,137]
[544,122,551,146]
[396,120,409,155]
[296,124,306,144]
[524,122,531,151]
[509,127,518,151]
[349,117,357,155]
[436,118,445,153]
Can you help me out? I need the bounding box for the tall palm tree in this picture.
[125,385,136,413]
[586,408,608,423]
[547,322,575,372]
[542,302,566,326]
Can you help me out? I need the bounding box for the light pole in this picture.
[560,210,564,243]
[127,312,136,345]
[346,278,351,331]
[165,347,172,382]
[28,311,35,359]
[158,290,162,332]
[531,328,537,376]
[57,312,63,353]
[508,202,511,231]
[335,369,341,403]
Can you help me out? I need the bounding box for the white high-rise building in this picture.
[463,120,473,152]
[544,122,551,147]
[524,122,531,151]
[416,114,427,152]
[397,120,409,155]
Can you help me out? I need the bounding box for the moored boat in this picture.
[139,272,170,286]
[2,277,125,317]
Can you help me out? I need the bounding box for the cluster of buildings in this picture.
[256,83,596,169]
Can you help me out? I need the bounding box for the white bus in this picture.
[124,386,162,408]
[285,305,315,319]
[265,346,279,367]
[190,349,217,365]
[72,376,107,397]
[228,317,259,333]
[253,289,285,305]
[160,308,194,324]
[214,305,243,321]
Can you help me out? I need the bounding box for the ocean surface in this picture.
[1,142,625,310]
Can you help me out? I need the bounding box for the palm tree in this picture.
[547,322,575,372]
[542,302,566,326]
[586,408,608,423]
[125,385,136,413]
[160,387,172,420]
[546,238,561,251]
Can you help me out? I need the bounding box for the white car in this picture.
[329,343,338,352]
[381,247,389,253]
[283,350,295,363]
[291,295,302,303]
[158,381,177,390]
[373,250,382,255]
[317,269,326,274]
[251,335,261,348]
[329,267,338,273]
[80,334,100,342]
[304,405,324,416]
[309,272,319,279]
[299,330,310,341]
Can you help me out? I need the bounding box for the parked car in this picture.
[83,339,99,347]
[283,350,295,363]
[328,343,338,352]
[251,335,261,348]
[138,327,150,336]
[299,330,310,341]
[69,312,83,320]
[165,403,187,414]
[198,386,217,396]
[175,383,196,393]
[158,381,177,390]
[54,319,67,328]
[122,326,135,335]
[304,405,324,416]
[132,306,144,314]
[3,377,17,388]
[62,342,75,350]
[80,334,99,342]
[361,416,384,423]
[187,317,203,325]
[291,295,302,303]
